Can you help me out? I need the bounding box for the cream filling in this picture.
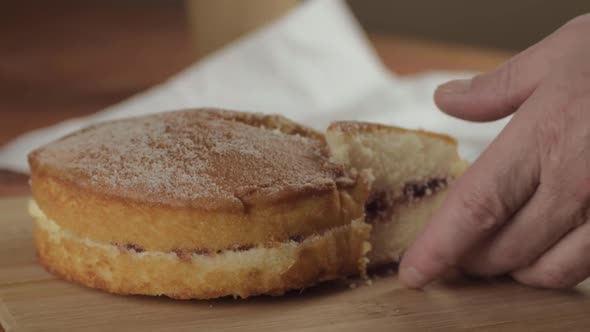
[30,200,178,261]
[29,200,367,263]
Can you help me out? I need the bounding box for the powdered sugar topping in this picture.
[32,110,350,210]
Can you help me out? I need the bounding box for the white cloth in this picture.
[0,0,509,173]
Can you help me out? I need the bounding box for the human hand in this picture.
[400,14,590,289]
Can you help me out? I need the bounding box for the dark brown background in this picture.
[348,0,590,50]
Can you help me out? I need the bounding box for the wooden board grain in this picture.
[2,197,590,332]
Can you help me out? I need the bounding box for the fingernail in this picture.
[436,79,472,94]
[400,266,428,289]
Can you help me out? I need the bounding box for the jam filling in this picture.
[365,190,395,223]
[403,178,448,200]
[113,234,307,258]
[115,243,145,253]
[365,177,448,224]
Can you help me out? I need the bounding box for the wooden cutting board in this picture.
[2,197,590,332]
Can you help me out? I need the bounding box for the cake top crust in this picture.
[327,121,458,145]
[29,109,354,211]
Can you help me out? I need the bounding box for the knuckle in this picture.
[534,111,565,154]
[534,96,590,198]
[458,191,504,233]
[472,64,514,95]
[472,61,524,112]
[469,73,488,91]
[494,64,517,97]
[533,104,573,165]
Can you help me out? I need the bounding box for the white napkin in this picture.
[0,0,509,173]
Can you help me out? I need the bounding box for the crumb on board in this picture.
[348,277,374,289]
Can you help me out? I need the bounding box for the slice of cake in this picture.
[326,121,467,267]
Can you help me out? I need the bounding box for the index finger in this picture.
[398,114,540,288]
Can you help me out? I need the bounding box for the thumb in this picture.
[434,47,549,122]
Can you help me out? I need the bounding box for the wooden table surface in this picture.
[0,1,513,197]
